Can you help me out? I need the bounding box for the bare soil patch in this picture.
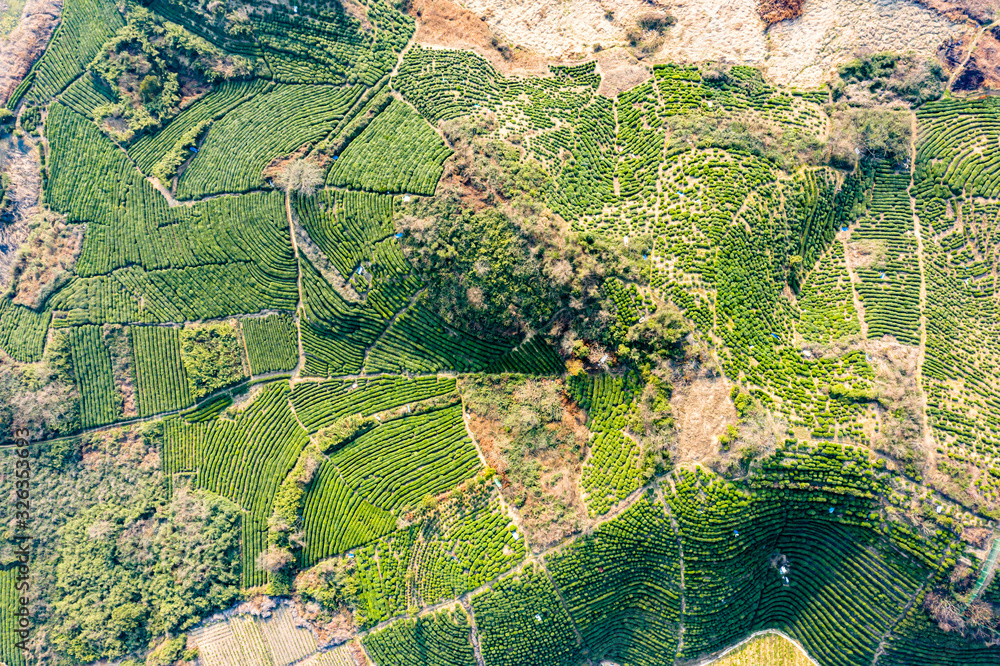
[758,0,804,25]
[455,0,965,88]
[913,0,997,23]
[0,0,61,106]
[596,47,652,97]
[0,135,43,292]
[9,212,82,308]
[458,0,659,61]
[671,372,736,464]
[954,29,1000,91]
[409,0,547,75]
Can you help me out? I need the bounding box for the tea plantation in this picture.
[2,0,999,663]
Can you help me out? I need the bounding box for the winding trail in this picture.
[906,110,935,477]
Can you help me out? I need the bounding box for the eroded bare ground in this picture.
[595,47,652,97]
[913,0,997,23]
[953,27,1000,91]
[409,0,548,75]
[0,135,46,292]
[464,379,591,552]
[664,0,966,87]
[0,0,61,106]
[454,0,660,61]
[444,0,967,88]
[671,371,736,465]
[8,212,82,308]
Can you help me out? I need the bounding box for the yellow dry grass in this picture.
[710,632,815,666]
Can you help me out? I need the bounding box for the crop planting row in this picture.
[300,461,398,565]
[751,520,924,666]
[0,567,24,666]
[240,314,299,375]
[178,83,363,198]
[130,325,193,416]
[850,164,920,345]
[299,257,383,375]
[293,189,395,279]
[11,0,123,108]
[412,499,525,606]
[571,372,647,515]
[546,494,682,665]
[363,303,511,374]
[69,325,122,427]
[326,99,451,196]
[290,375,457,432]
[58,72,115,118]
[45,105,298,320]
[471,565,581,666]
[163,384,309,587]
[188,616,269,666]
[257,604,318,666]
[0,298,50,363]
[796,242,861,344]
[128,78,274,174]
[909,108,1000,482]
[393,47,504,122]
[329,404,479,513]
[363,607,476,666]
[254,0,413,86]
[916,97,1000,200]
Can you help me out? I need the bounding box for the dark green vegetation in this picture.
[1,0,999,662]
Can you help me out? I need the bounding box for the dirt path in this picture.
[460,597,487,666]
[967,533,1000,604]
[871,543,956,665]
[946,19,998,92]
[358,288,424,372]
[284,189,309,384]
[906,110,936,477]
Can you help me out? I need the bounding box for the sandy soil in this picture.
[453,0,966,88]
[457,0,661,60]
[671,373,736,464]
[595,46,652,97]
[954,27,1000,90]
[411,0,548,75]
[763,0,967,87]
[0,0,61,106]
[0,135,43,292]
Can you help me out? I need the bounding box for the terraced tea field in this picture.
[1,0,999,663]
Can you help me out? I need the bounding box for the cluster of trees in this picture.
[179,322,245,399]
[48,486,241,662]
[401,117,630,345]
[89,7,255,139]
[834,52,947,107]
[0,331,79,443]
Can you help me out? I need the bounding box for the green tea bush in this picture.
[162,384,310,587]
[69,325,121,427]
[15,0,124,107]
[326,99,452,195]
[131,325,193,416]
[240,314,298,375]
[177,83,362,198]
[471,565,581,666]
[363,607,476,666]
[547,493,682,665]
